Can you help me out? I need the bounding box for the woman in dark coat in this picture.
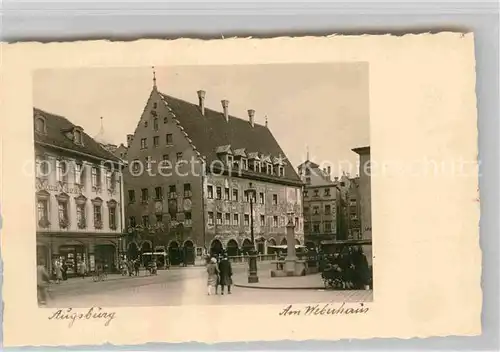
[217,255,233,295]
[353,246,371,289]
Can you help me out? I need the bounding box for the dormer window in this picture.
[279,166,285,177]
[227,155,234,165]
[34,116,46,134]
[74,129,82,144]
[242,158,248,170]
[266,163,273,175]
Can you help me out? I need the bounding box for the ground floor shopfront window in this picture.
[58,245,86,276]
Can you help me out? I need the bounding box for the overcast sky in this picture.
[33,63,369,177]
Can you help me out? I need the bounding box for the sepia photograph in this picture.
[33,63,373,308]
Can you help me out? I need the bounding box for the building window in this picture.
[272,194,278,205]
[325,188,331,196]
[184,183,192,198]
[74,129,82,144]
[162,154,169,161]
[163,117,168,124]
[216,187,222,200]
[144,121,148,128]
[156,214,163,223]
[166,134,173,145]
[244,214,250,226]
[232,189,239,201]
[242,159,248,170]
[56,160,68,183]
[314,189,319,197]
[128,216,136,228]
[325,205,331,215]
[225,213,231,225]
[142,215,150,227]
[260,215,265,226]
[184,212,192,226]
[303,190,308,198]
[313,206,319,215]
[37,199,49,226]
[259,192,264,204]
[207,185,213,199]
[153,136,159,147]
[74,163,83,185]
[106,170,115,190]
[208,212,214,225]
[132,159,140,172]
[91,167,101,188]
[35,117,46,133]
[266,163,272,174]
[109,207,117,230]
[279,166,285,177]
[305,168,311,176]
[155,186,163,200]
[76,204,86,229]
[35,155,49,178]
[140,138,147,149]
[128,190,135,203]
[305,177,311,184]
[340,182,345,187]
[216,212,223,225]
[169,185,176,199]
[325,221,332,233]
[313,223,320,233]
[295,217,299,228]
[145,156,152,171]
[57,200,69,228]
[93,204,102,228]
[141,188,149,203]
[176,152,183,161]
[273,216,278,227]
[224,187,230,200]
[153,118,159,131]
[233,213,239,225]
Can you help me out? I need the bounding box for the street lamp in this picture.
[245,182,259,283]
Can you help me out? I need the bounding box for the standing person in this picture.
[353,246,371,290]
[134,258,140,277]
[79,260,87,279]
[37,260,51,306]
[54,260,63,284]
[206,257,220,295]
[61,261,68,281]
[218,255,233,295]
[127,260,134,276]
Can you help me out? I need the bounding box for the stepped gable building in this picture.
[297,159,343,248]
[123,83,304,266]
[34,108,125,277]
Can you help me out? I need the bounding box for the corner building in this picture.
[34,108,125,276]
[123,85,304,265]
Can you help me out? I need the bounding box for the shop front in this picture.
[58,244,86,277]
[95,244,117,272]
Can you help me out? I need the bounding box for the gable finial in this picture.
[265,115,268,127]
[152,66,157,88]
[306,145,310,161]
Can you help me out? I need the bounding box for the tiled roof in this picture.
[158,92,301,184]
[33,108,121,163]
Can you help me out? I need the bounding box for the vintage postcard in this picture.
[0,34,481,347]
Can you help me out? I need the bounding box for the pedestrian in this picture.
[61,261,68,281]
[54,260,63,284]
[352,246,370,290]
[134,258,140,276]
[218,255,233,295]
[79,260,87,279]
[37,260,51,306]
[206,257,220,295]
[127,260,134,276]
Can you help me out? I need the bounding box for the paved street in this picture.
[45,263,372,308]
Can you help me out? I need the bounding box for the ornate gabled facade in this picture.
[122,85,304,266]
[34,108,125,277]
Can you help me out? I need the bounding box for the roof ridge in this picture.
[159,91,267,128]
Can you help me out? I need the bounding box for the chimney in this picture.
[197,90,206,115]
[248,109,255,127]
[221,99,229,122]
[327,166,331,175]
[126,134,134,148]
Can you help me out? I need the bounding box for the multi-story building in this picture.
[122,82,304,265]
[34,108,125,276]
[337,173,362,239]
[352,146,372,264]
[297,160,341,248]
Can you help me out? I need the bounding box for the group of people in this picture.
[321,246,371,290]
[120,258,141,277]
[206,254,233,295]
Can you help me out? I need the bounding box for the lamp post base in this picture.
[247,252,259,283]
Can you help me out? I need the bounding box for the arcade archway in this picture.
[183,240,195,265]
[256,237,266,254]
[210,239,223,257]
[295,239,301,245]
[127,242,139,260]
[280,238,287,245]
[267,238,277,255]
[168,241,181,266]
[242,238,253,254]
[226,239,239,257]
